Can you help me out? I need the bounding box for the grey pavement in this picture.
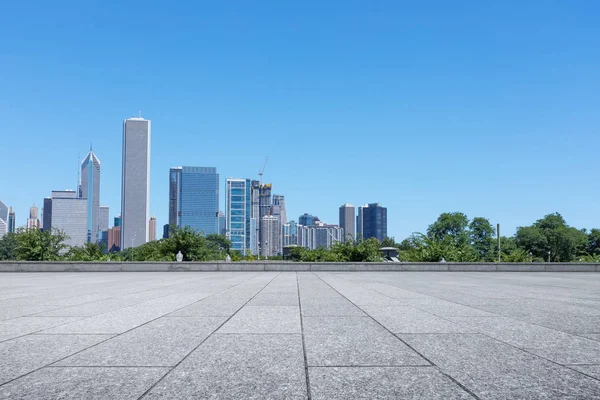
[1,272,600,399]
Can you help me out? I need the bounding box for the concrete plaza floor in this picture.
[1,272,600,399]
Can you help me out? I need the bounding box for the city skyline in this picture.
[2,3,599,240]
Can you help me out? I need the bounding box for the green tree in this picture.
[0,232,18,260]
[427,212,469,245]
[587,229,600,256]
[14,228,68,261]
[468,217,496,261]
[515,213,587,262]
[65,242,107,261]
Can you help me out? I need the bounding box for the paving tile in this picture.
[401,333,600,399]
[361,306,471,333]
[143,334,307,399]
[0,367,168,400]
[305,332,428,366]
[169,297,246,316]
[56,317,225,367]
[0,316,83,342]
[219,306,301,333]
[303,316,386,336]
[247,292,299,306]
[582,333,600,341]
[309,367,473,399]
[569,365,600,379]
[301,298,365,316]
[0,334,111,384]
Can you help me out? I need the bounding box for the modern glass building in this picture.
[8,206,15,233]
[226,178,251,255]
[121,117,151,249]
[357,203,387,242]
[80,149,101,243]
[169,166,219,235]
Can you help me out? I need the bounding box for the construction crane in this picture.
[259,156,269,186]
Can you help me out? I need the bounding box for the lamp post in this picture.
[265,240,268,260]
[529,252,533,263]
[257,241,261,261]
[548,251,551,263]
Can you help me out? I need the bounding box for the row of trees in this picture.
[1,213,598,262]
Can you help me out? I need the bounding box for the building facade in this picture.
[357,203,387,242]
[80,149,101,242]
[296,223,344,250]
[260,215,281,257]
[50,190,87,249]
[226,178,252,255]
[8,207,15,233]
[121,117,151,249]
[149,216,157,241]
[283,220,298,246]
[108,226,121,252]
[169,166,219,235]
[0,200,8,238]
[27,204,40,230]
[42,198,52,232]
[339,203,356,242]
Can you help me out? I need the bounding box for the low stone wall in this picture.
[0,261,599,272]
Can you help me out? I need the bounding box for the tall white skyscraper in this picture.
[80,148,101,243]
[121,117,151,249]
[339,203,355,242]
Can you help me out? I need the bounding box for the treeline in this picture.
[0,213,598,262]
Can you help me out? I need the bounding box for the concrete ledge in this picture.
[1,261,599,272]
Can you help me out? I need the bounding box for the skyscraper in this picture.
[299,213,319,226]
[50,190,87,249]
[8,207,15,233]
[121,117,151,249]
[226,178,252,255]
[296,223,344,250]
[27,204,40,230]
[169,166,219,234]
[357,203,387,242]
[260,215,281,257]
[339,203,356,242]
[80,148,101,243]
[270,194,286,255]
[217,211,226,236]
[149,216,157,241]
[42,198,52,232]
[0,200,8,238]
[98,206,109,249]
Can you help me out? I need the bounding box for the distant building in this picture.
[50,191,87,249]
[108,226,121,252]
[163,224,169,239]
[260,215,281,257]
[297,223,344,250]
[299,213,320,226]
[8,206,16,233]
[270,194,286,255]
[80,148,101,243]
[357,203,387,242]
[114,215,121,227]
[42,198,52,232]
[226,178,252,255]
[283,220,298,246]
[149,216,157,241]
[339,203,356,242]
[27,204,40,230]
[169,166,219,235]
[121,117,151,249]
[0,200,8,238]
[217,211,226,236]
[98,206,109,249]
[258,184,272,251]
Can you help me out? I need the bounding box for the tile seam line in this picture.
[332,273,600,384]
[0,272,265,389]
[136,272,281,400]
[311,271,482,400]
[296,272,313,400]
[359,274,600,343]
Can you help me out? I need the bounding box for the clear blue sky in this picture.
[1,0,599,240]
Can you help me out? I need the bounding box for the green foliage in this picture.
[587,229,600,256]
[515,213,588,262]
[468,217,496,261]
[0,232,18,260]
[427,212,469,245]
[65,242,108,261]
[289,238,383,262]
[14,228,68,261]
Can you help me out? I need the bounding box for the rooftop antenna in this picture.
[259,156,269,186]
